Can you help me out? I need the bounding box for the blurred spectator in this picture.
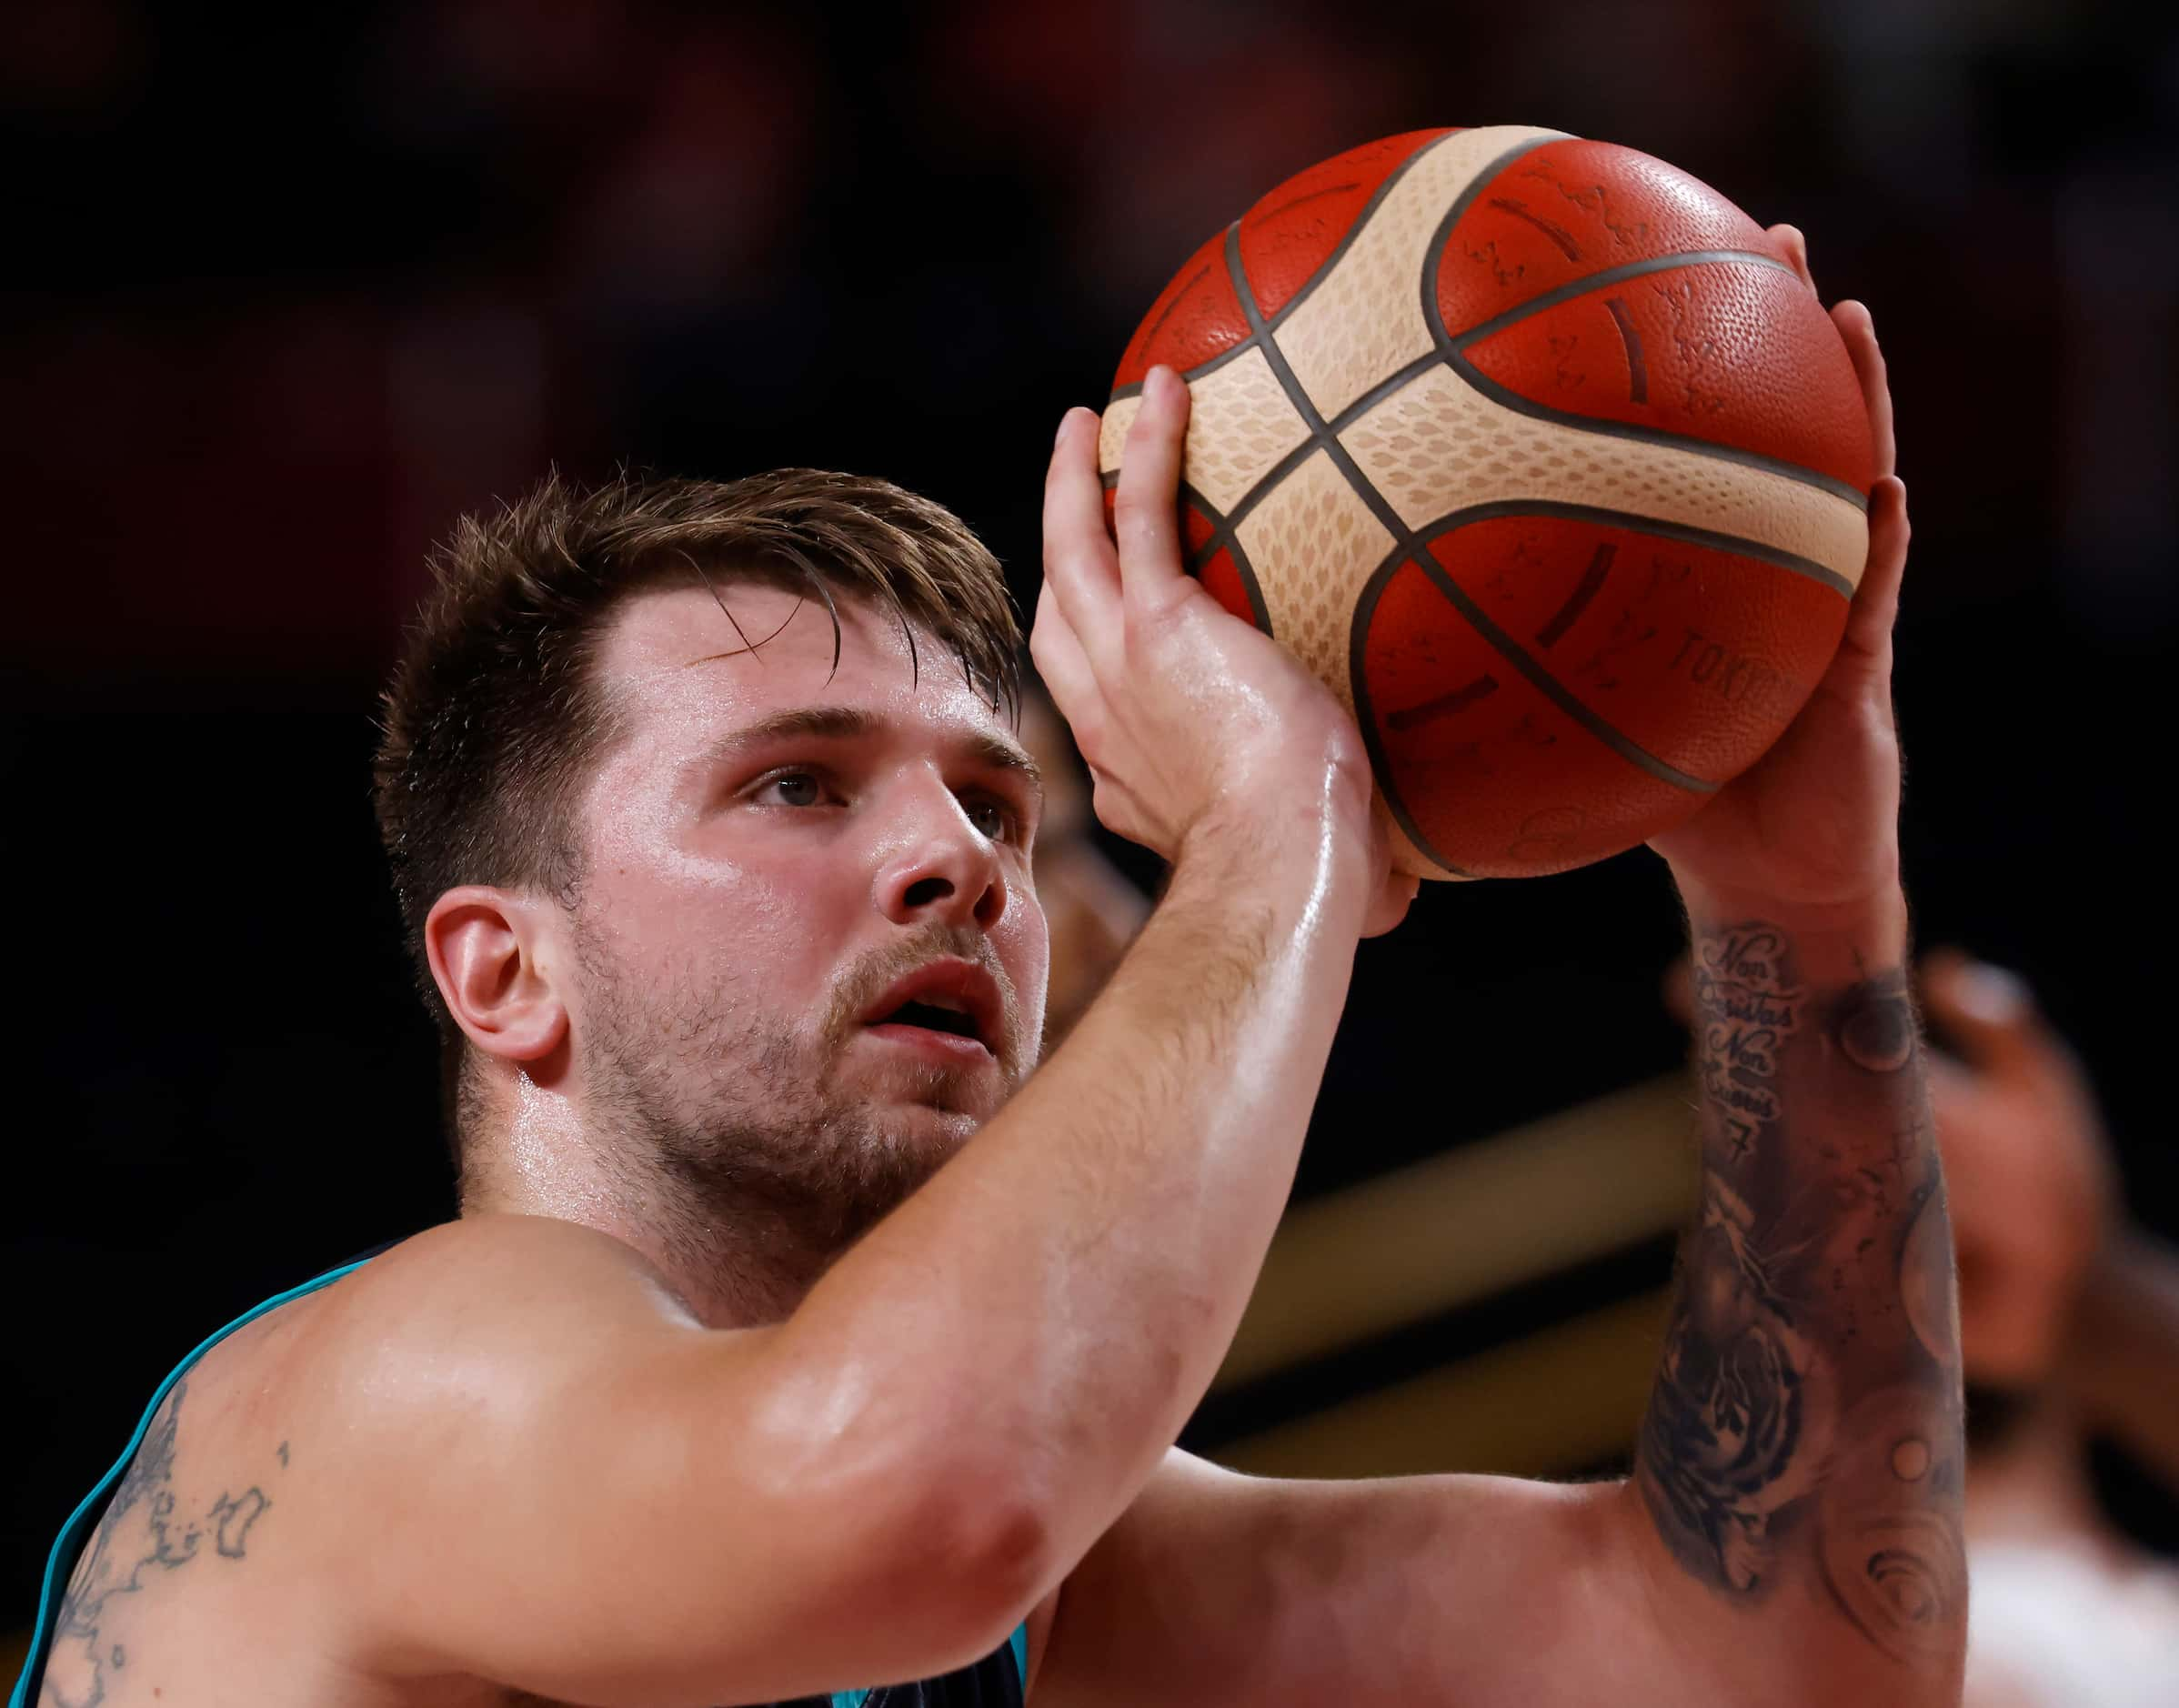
[1916,952,2179,1707]
[10,0,2179,1637]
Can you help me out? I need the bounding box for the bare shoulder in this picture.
[269,1214,713,1488]
[32,1219,717,1704]
[310,1213,702,1344]
[168,1217,705,1465]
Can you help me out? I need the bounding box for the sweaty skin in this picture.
[35,416,1404,1704]
[34,230,1960,1708]
[1026,236,1963,1708]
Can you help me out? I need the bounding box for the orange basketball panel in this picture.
[1113,229,1252,390]
[1461,259,1873,491]
[1421,517,1848,787]
[1236,127,1454,318]
[1197,545,1262,630]
[1435,138,1777,337]
[1357,557,1707,877]
[1182,500,1218,554]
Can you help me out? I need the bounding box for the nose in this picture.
[871,769,1010,932]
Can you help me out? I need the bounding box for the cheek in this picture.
[594,854,856,1015]
[1000,900,1052,1011]
[708,871,858,1001]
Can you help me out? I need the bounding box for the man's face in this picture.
[558,579,1049,1241]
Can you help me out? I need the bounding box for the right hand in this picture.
[1034,366,1417,936]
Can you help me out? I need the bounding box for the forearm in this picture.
[2067,1231,2179,1491]
[779,804,1368,1572]
[1635,878,1965,1700]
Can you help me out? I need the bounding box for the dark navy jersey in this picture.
[10,1251,1028,1708]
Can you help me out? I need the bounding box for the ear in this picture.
[425,885,568,1064]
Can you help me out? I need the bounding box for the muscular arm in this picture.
[295,381,1402,1707]
[302,811,1372,1708]
[1041,278,1962,1705]
[1037,892,1964,1708]
[1631,887,1965,1701]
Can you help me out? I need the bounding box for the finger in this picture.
[1768,223,1815,294]
[1029,583,1104,749]
[1833,299,1896,480]
[1112,367,1190,603]
[1843,476,1908,658]
[1040,407,1123,657]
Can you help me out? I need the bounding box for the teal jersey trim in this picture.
[9,1256,375,1708]
[828,1623,1028,1706]
[12,1255,1030,1708]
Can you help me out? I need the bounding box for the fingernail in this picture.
[1055,408,1078,445]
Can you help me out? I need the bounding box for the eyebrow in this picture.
[709,705,1043,790]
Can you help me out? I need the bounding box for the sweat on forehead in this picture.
[590,583,1033,782]
[602,580,963,692]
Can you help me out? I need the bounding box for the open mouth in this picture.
[876,997,985,1045]
[859,959,1001,1060]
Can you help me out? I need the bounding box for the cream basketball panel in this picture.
[1270,126,1565,423]
[1172,347,1314,513]
[1230,448,1392,718]
[1099,352,1313,517]
[1337,363,1869,588]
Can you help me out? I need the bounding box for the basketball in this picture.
[1100,126,1874,879]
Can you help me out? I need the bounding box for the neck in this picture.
[459,1068,838,1330]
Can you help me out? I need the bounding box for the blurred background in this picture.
[6,0,2178,1681]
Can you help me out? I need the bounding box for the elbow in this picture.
[745,1368,1059,1674]
[881,1451,1057,1655]
[807,1442,1054,1676]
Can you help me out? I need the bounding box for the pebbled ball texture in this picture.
[1101,126,1873,879]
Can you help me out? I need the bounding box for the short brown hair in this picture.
[373,467,1021,1049]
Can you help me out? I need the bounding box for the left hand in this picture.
[1647,226,1908,918]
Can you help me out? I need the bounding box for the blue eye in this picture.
[765,772,825,808]
[962,796,1018,841]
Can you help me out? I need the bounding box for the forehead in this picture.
[595,578,1013,748]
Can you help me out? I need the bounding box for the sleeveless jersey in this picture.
[10,1251,1029,1708]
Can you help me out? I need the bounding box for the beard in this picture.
[572,914,1030,1280]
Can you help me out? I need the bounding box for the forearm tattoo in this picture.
[1638,924,1964,1669]
[41,1378,286,1706]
